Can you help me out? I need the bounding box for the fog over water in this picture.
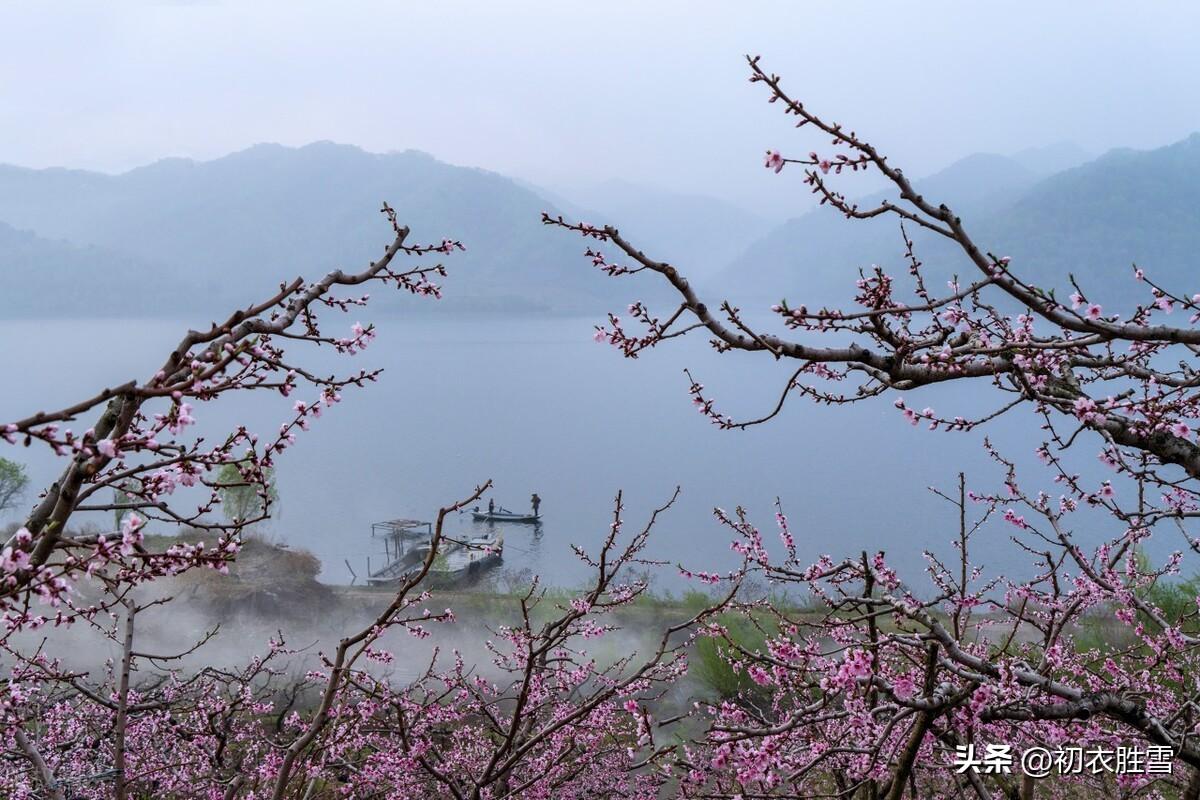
[0,313,1156,594]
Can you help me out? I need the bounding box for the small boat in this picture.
[366,547,428,584]
[367,519,435,586]
[367,520,504,588]
[471,505,541,524]
[428,531,504,586]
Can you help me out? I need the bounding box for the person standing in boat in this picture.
[531,493,541,518]
[488,498,495,515]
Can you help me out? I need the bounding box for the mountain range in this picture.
[0,134,1195,318]
[0,143,641,317]
[716,136,1200,312]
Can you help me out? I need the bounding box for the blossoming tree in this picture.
[548,56,1200,799]
[0,207,734,799]
[7,54,1199,800]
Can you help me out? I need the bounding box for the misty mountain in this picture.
[984,133,1200,302]
[544,179,773,282]
[714,151,1045,305]
[3,135,1187,320]
[0,220,198,316]
[1009,141,1093,176]
[0,143,645,317]
[715,137,1198,311]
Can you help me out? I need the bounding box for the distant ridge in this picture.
[712,137,1199,311]
[712,150,1043,304]
[0,143,639,317]
[983,133,1200,301]
[543,179,773,282]
[0,220,193,317]
[2,135,1189,319]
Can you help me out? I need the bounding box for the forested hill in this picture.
[543,178,774,282]
[984,133,1200,301]
[0,219,194,317]
[712,135,1199,312]
[0,143,648,317]
[711,151,1048,306]
[3,135,1194,319]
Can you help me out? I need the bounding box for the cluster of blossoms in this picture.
[0,482,730,800]
[0,209,738,800]
[544,56,1200,798]
[0,208,496,799]
[10,56,1200,799]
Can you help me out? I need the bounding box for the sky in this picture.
[2,1,1199,217]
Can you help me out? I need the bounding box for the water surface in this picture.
[0,314,1136,592]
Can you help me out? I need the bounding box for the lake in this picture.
[0,313,1142,594]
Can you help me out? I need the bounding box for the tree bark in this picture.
[14,726,66,800]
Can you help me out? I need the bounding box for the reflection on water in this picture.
[460,516,545,588]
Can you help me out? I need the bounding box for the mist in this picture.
[2,2,1199,218]
[3,8,1200,795]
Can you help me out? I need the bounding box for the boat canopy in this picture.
[371,519,433,540]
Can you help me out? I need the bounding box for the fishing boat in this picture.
[366,519,434,586]
[366,519,504,588]
[427,531,504,586]
[471,505,540,524]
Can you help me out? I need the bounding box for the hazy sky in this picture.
[2,1,1198,216]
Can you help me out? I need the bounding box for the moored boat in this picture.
[366,518,504,588]
[427,531,504,586]
[367,518,434,586]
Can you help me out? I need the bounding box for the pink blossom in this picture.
[1002,508,1027,529]
[892,675,916,699]
[0,545,31,574]
[1073,396,1098,419]
[746,665,772,686]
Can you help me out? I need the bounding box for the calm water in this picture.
[0,314,1138,592]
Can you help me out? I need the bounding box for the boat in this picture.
[366,519,434,586]
[366,519,503,588]
[427,531,504,586]
[471,505,541,524]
